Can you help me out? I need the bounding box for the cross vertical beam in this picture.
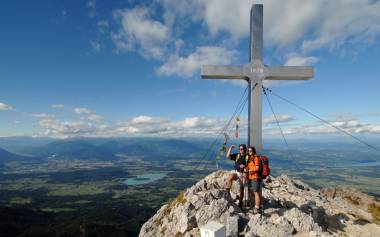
[249,4,263,64]
[248,4,263,151]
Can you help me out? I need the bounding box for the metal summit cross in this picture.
[201,4,314,152]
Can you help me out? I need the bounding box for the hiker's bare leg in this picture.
[226,173,238,191]
[254,191,260,208]
[239,187,244,201]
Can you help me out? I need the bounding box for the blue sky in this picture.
[1,0,380,140]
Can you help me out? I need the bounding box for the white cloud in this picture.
[87,0,97,18]
[177,117,214,128]
[112,7,170,59]
[74,107,93,115]
[0,102,13,110]
[201,0,251,38]
[197,0,380,52]
[157,46,239,77]
[159,0,320,45]
[130,116,169,125]
[301,0,380,52]
[285,55,319,66]
[97,20,109,34]
[35,114,228,138]
[116,125,140,134]
[34,111,380,138]
[90,40,101,52]
[263,53,318,87]
[265,118,380,136]
[29,113,55,119]
[81,114,104,122]
[51,104,65,109]
[264,114,294,125]
[105,0,380,80]
[39,118,98,137]
[159,0,203,27]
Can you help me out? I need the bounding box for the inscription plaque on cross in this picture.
[201,4,314,152]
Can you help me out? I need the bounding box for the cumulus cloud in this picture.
[39,118,98,137]
[97,20,109,34]
[158,0,320,45]
[285,55,319,66]
[74,107,93,115]
[201,0,251,38]
[28,113,55,119]
[191,0,380,52]
[264,114,294,125]
[114,116,237,137]
[102,0,380,84]
[34,112,380,138]
[51,104,65,109]
[81,114,104,122]
[265,118,380,136]
[301,0,380,52]
[72,107,104,122]
[87,0,97,18]
[112,7,170,59]
[130,116,169,125]
[157,46,239,77]
[90,40,101,52]
[0,102,13,110]
[35,115,228,138]
[159,0,203,27]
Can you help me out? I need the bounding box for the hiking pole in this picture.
[243,173,248,209]
[260,181,264,220]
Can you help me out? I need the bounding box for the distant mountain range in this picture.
[100,138,202,158]
[0,136,56,152]
[1,136,379,164]
[0,148,35,167]
[23,140,117,161]
[2,138,203,162]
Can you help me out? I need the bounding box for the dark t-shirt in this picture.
[230,153,248,171]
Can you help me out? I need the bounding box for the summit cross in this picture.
[201,4,314,152]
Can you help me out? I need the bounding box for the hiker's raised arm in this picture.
[226,145,235,158]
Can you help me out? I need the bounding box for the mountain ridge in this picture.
[22,140,117,161]
[139,171,380,237]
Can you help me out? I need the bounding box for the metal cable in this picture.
[263,86,300,171]
[263,86,380,154]
[195,85,249,170]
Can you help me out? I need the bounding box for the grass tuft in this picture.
[368,203,380,223]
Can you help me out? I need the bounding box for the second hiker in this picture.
[246,146,262,213]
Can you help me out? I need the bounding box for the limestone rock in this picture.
[139,171,380,237]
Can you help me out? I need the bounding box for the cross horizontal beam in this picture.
[265,66,314,80]
[201,65,314,81]
[201,65,247,80]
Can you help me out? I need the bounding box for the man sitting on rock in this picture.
[226,144,249,209]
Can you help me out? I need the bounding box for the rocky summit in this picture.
[139,171,380,237]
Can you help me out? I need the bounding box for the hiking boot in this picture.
[249,207,261,214]
[234,195,240,202]
[224,191,231,200]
